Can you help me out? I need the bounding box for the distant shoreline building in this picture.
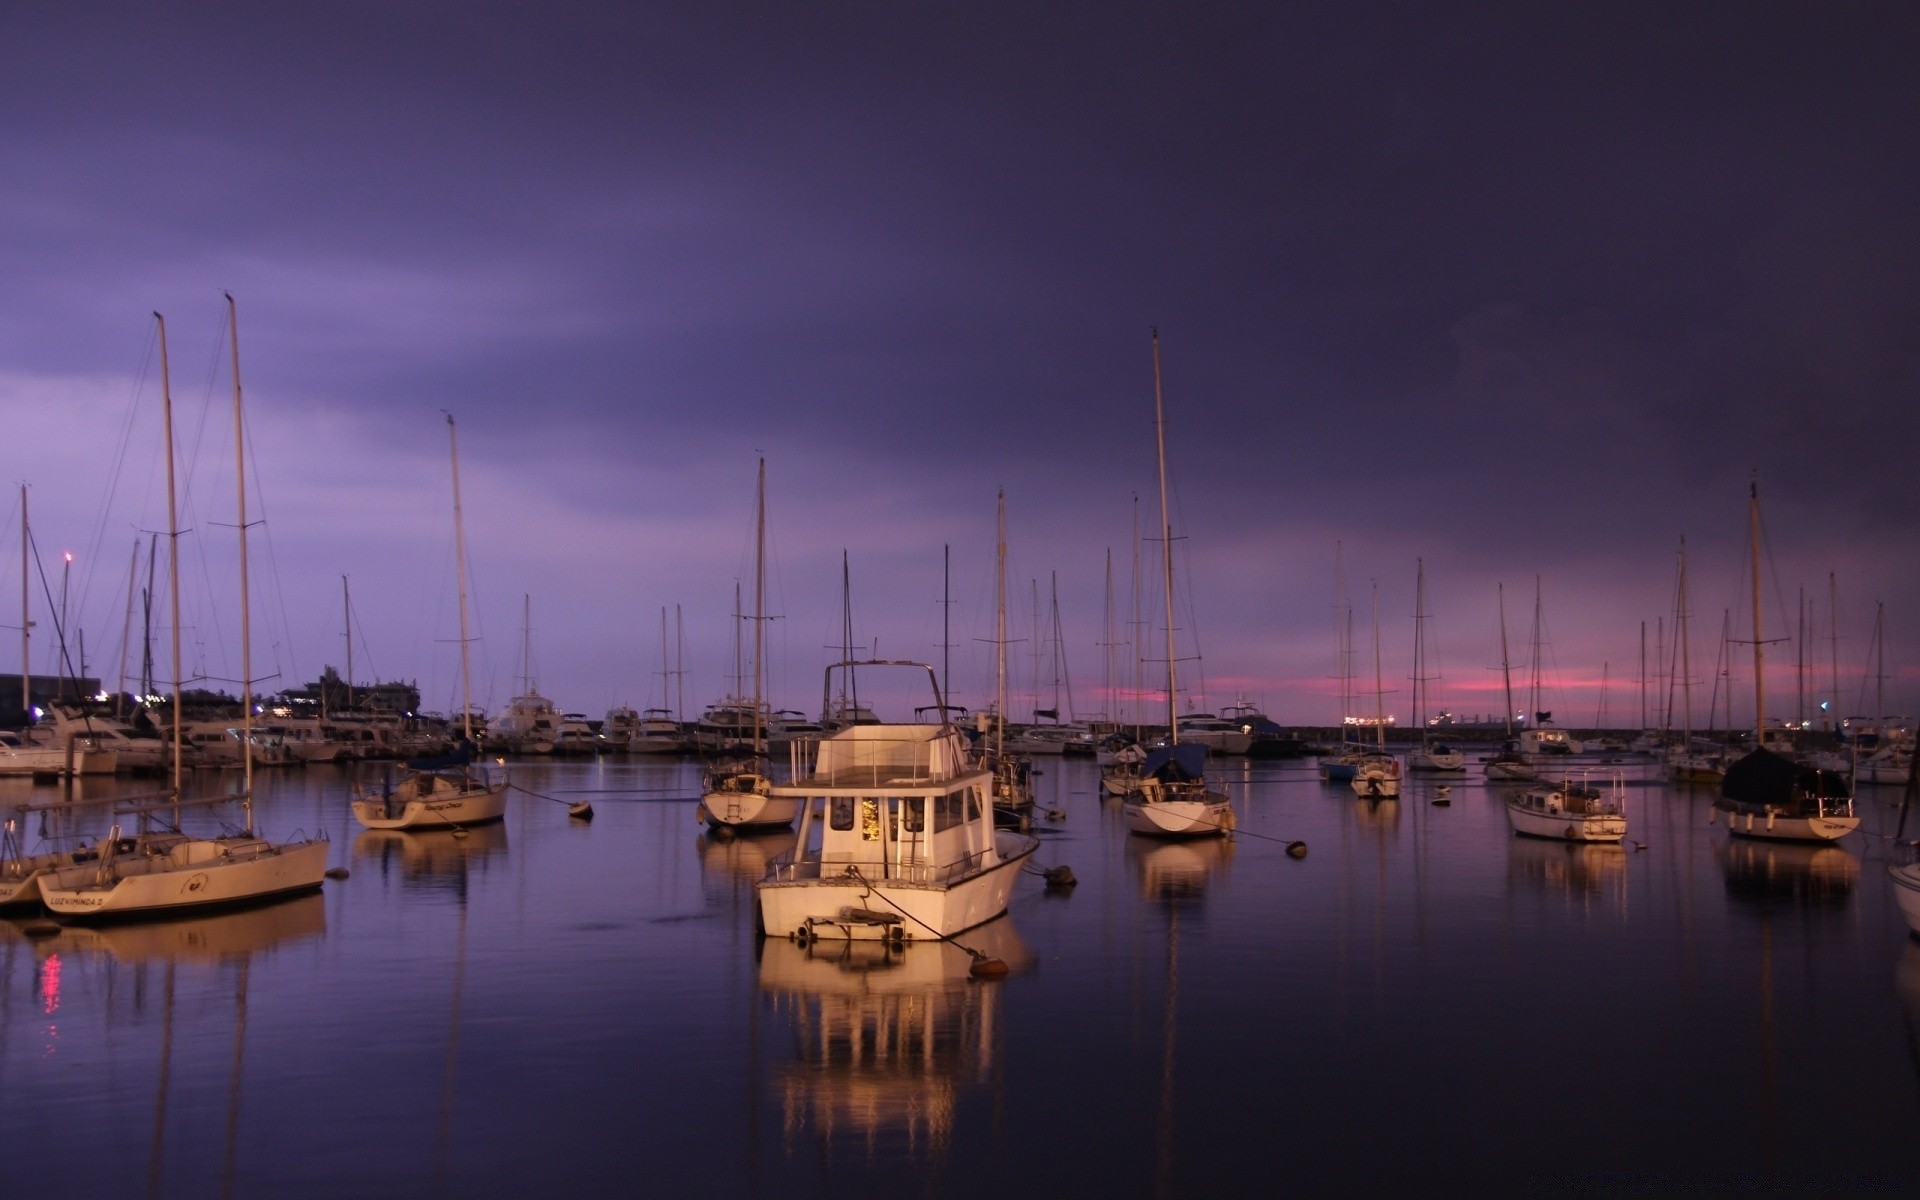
[0,673,104,728]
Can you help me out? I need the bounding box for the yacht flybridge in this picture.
[757,661,1040,942]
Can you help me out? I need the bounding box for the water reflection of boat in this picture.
[1349,795,1401,835]
[1126,836,1233,904]
[758,916,1030,1150]
[34,891,326,961]
[1506,837,1628,898]
[1716,839,1858,910]
[696,827,797,883]
[353,824,508,890]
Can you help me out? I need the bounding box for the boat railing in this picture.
[793,728,967,788]
[761,849,985,886]
[1541,766,1626,813]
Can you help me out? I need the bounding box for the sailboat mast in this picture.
[343,574,353,715]
[1151,330,1178,743]
[942,543,951,707]
[1412,559,1426,738]
[1497,582,1514,737]
[1371,582,1386,750]
[117,536,138,716]
[1678,540,1693,749]
[18,485,27,720]
[1827,571,1840,735]
[157,313,185,814]
[994,488,1007,761]
[752,457,765,753]
[447,415,474,742]
[1748,483,1765,746]
[228,293,256,828]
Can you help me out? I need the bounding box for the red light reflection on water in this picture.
[38,952,60,1057]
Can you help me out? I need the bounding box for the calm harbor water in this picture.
[3,753,1918,1196]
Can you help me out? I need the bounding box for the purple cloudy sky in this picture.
[2,2,1915,729]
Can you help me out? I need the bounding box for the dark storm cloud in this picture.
[2,2,1914,719]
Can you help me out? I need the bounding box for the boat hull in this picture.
[1350,759,1402,799]
[758,832,1038,941]
[1892,864,1920,937]
[699,787,802,829]
[38,837,329,919]
[1504,799,1627,843]
[1713,805,1859,843]
[1123,795,1234,838]
[1318,756,1359,783]
[352,772,508,830]
[1407,749,1467,773]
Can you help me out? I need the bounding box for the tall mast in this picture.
[1497,583,1514,737]
[1102,547,1116,725]
[1370,582,1386,750]
[1529,577,1544,730]
[941,543,951,706]
[157,313,185,814]
[657,606,670,712]
[117,536,138,716]
[1129,495,1142,732]
[343,574,353,715]
[447,415,474,742]
[1827,571,1840,735]
[1151,330,1178,743]
[752,457,765,753]
[1748,483,1765,746]
[1874,601,1887,740]
[994,488,1007,761]
[228,292,256,829]
[520,593,534,697]
[1412,559,1427,740]
[18,485,27,720]
[1677,540,1693,749]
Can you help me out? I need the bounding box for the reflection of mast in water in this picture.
[148,959,174,1200]
[24,894,328,1200]
[354,824,508,898]
[757,917,1030,1162]
[1126,838,1231,1200]
[437,896,469,1193]
[1715,840,1858,911]
[1710,838,1858,1176]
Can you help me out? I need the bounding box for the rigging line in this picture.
[26,527,89,697]
[75,327,159,623]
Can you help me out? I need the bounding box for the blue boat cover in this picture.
[1144,743,1209,782]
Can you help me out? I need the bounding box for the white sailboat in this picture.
[699,459,797,830]
[1712,483,1858,842]
[1349,582,1403,799]
[40,301,329,918]
[488,596,560,754]
[1664,538,1729,785]
[1517,579,1584,757]
[351,414,508,830]
[1406,559,1466,773]
[1484,582,1538,783]
[1123,331,1235,838]
[756,660,1039,941]
[1318,544,1364,783]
